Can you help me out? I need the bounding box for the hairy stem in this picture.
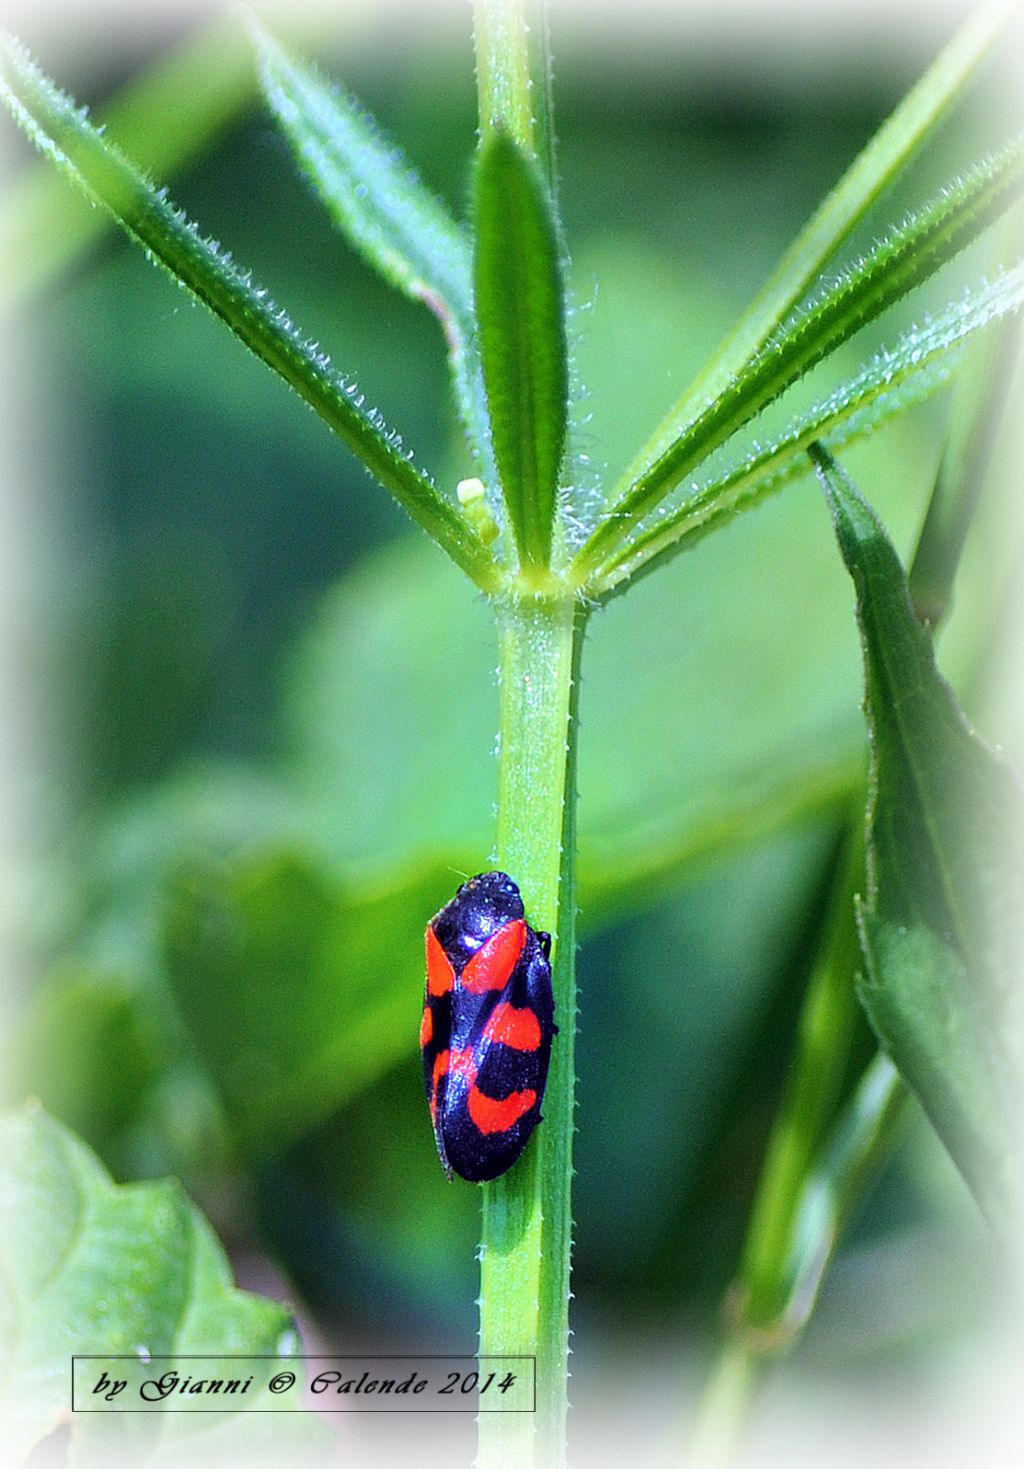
[473,0,553,185]
[478,593,585,1469]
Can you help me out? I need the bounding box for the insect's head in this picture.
[432,870,525,961]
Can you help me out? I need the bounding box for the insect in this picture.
[421,871,556,1183]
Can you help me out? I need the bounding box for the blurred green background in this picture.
[2,0,1016,1426]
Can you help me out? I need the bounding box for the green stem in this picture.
[688,828,872,1459]
[690,1059,904,1466]
[473,0,553,183]
[738,832,864,1330]
[688,1342,758,1469]
[478,592,586,1469]
[909,312,1020,626]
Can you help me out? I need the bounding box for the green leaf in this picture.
[597,263,1024,593]
[0,36,498,590]
[0,1104,323,1464]
[573,136,1024,579]
[474,128,567,569]
[249,23,495,478]
[811,443,1024,1231]
[162,850,454,1158]
[251,22,471,319]
[617,0,1016,489]
[1,13,256,309]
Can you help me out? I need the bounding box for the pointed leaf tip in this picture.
[810,440,890,570]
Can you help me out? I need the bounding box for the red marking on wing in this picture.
[460,920,526,993]
[419,1005,433,1048]
[428,1049,449,1129]
[426,927,455,995]
[430,1046,474,1135]
[449,1046,477,1080]
[432,1047,475,1099]
[468,1086,536,1135]
[483,1002,542,1052]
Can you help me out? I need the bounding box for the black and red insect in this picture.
[421,872,555,1183]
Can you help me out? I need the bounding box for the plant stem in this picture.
[688,1342,758,1469]
[909,312,1020,626]
[688,829,873,1461]
[737,832,864,1330]
[473,0,553,184]
[690,1059,904,1468]
[478,592,585,1469]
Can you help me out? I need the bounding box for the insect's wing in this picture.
[422,926,456,1176]
[443,927,554,1183]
